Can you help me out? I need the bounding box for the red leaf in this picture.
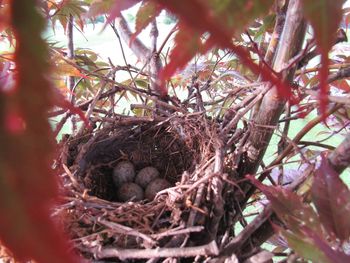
[160,23,208,82]
[0,1,78,262]
[301,0,345,118]
[153,0,293,99]
[278,227,330,263]
[248,176,323,235]
[53,89,90,128]
[302,226,350,263]
[333,79,350,92]
[311,154,350,241]
[133,1,161,37]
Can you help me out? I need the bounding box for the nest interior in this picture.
[57,116,224,260]
[77,122,198,201]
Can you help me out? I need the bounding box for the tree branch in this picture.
[94,240,219,260]
[114,14,164,96]
[115,14,151,61]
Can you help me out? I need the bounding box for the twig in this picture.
[151,226,204,239]
[94,240,219,260]
[98,219,156,246]
[220,85,270,136]
[109,21,139,91]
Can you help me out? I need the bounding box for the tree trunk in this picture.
[239,0,307,178]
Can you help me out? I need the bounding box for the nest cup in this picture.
[58,116,218,260]
[76,121,196,201]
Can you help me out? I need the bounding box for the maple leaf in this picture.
[51,0,88,31]
[279,225,350,263]
[248,176,323,236]
[152,0,292,98]
[278,227,330,263]
[311,154,350,241]
[301,0,345,118]
[160,23,207,85]
[133,1,162,37]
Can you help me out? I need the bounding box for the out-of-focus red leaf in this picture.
[53,89,90,128]
[160,23,207,84]
[333,79,350,92]
[0,2,11,32]
[301,0,345,118]
[51,0,88,31]
[0,0,78,262]
[153,0,293,99]
[311,155,350,241]
[87,0,115,17]
[248,176,323,235]
[280,225,350,263]
[133,1,161,37]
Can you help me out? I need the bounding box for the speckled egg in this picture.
[113,161,135,187]
[117,182,144,202]
[135,166,160,188]
[145,178,171,200]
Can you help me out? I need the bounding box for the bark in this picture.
[149,20,163,96]
[239,0,307,178]
[115,15,151,61]
[250,0,288,123]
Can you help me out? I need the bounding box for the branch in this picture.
[328,133,350,174]
[66,14,77,132]
[115,14,164,96]
[240,0,306,177]
[149,19,164,96]
[115,14,151,62]
[222,164,315,260]
[94,240,219,260]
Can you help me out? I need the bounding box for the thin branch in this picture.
[94,240,219,260]
[66,14,76,132]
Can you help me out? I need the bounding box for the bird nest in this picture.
[55,113,235,262]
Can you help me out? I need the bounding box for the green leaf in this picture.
[134,78,149,89]
[254,14,276,40]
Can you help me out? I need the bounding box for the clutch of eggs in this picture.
[113,162,171,202]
